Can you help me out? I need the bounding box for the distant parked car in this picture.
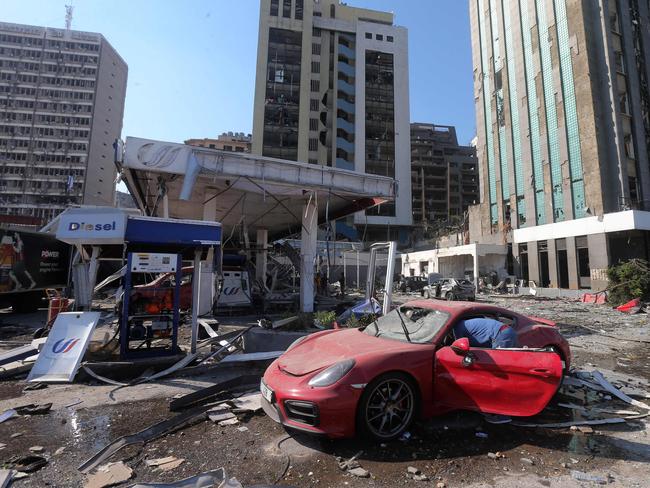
[399,276,428,293]
[422,278,475,301]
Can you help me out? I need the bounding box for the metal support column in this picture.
[300,196,318,313]
[256,229,268,282]
[190,248,202,353]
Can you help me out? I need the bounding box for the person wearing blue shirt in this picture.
[453,317,519,348]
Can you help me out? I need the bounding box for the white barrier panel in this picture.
[27,312,101,383]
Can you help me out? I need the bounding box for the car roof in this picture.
[401,299,514,318]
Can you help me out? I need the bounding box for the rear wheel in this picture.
[357,372,417,440]
[445,292,454,301]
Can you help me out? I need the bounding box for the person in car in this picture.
[453,317,519,348]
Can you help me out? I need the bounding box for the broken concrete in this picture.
[85,461,133,488]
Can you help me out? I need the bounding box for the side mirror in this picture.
[451,338,470,355]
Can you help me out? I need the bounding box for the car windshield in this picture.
[458,279,473,286]
[363,306,450,344]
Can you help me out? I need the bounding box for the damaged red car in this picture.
[260,300,570,440]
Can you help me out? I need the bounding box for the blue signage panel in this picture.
[125,217,221,247]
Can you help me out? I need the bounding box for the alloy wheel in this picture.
[364,378,414,439]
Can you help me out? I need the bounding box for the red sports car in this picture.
[260,300,570,440]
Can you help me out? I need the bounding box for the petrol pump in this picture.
[120,252,182,358]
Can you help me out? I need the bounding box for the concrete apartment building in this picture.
[252,0,412,243]
[0,21,127,226]
[185,132,252,153]
[468,0,650,290]
[411,123,479,227]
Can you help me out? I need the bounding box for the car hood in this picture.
[277,328,414,376]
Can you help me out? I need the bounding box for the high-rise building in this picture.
[252,0,412,242]
[185,132,251,153]
[410,123,478,226]
[469,0,650,290]
[0,21,127,226]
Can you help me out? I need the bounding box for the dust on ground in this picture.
[0,295,649,487]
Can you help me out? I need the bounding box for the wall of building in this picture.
[0,22,127,224]
[467,0,650,289]
[252,0,412,240]
[84,37,127,206]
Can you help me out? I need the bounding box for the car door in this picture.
[433,345,562,417]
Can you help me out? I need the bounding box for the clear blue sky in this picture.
[3,0,476,144]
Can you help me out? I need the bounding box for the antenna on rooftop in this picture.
[65,5,74,30]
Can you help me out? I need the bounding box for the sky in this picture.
[3,0,477,145]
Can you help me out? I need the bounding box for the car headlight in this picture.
[308,359,355,387]
[285,335,309,353]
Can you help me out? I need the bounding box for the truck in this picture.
[0,226,71,313]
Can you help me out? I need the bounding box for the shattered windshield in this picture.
[364,306,450,344]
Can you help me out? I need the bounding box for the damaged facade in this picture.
[0,22,127,226]
[410,123,479,233]
[252,0,413,243]
[468,0,650,290]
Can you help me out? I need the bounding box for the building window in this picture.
[209,144,216,148]
[282,0,291,18]
[270,0,279,16]
[624,134,635,159]
[387,35,394,42]
[365,32,372,39]
[294,0,303,20]
[235,146,245,152]
[376,34,383,41]
[310,79,320,92]
[309,138,318,151]
[330,4,335,17]
[619,92,630,115]
[309,118,318,131]
[223,145,233,151]
[312,43,321,55]
[310,98,319,111]
[365,50,395,217]
[576,236,590,288]
[313,27,321,37]
[311,61,320,73]
[263,28,302,161]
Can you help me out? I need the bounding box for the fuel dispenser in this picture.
[120,252,182,358]
[54,207,222,361]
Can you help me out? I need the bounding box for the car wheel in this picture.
[445,292,454,301]
[405,286,411,293]
[357,372,417,441]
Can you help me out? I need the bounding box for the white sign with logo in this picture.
[123,137,192,174]
[27,312,100,383]
[56,208,129,245]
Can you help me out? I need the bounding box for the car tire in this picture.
[357,372,418,441]
[405,286,411,293]
[445,292,454,301]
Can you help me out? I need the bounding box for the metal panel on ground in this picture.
[27,312,101,383]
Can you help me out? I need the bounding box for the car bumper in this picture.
[261,363,363,438]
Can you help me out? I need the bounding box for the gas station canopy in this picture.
[117,137,396,237]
